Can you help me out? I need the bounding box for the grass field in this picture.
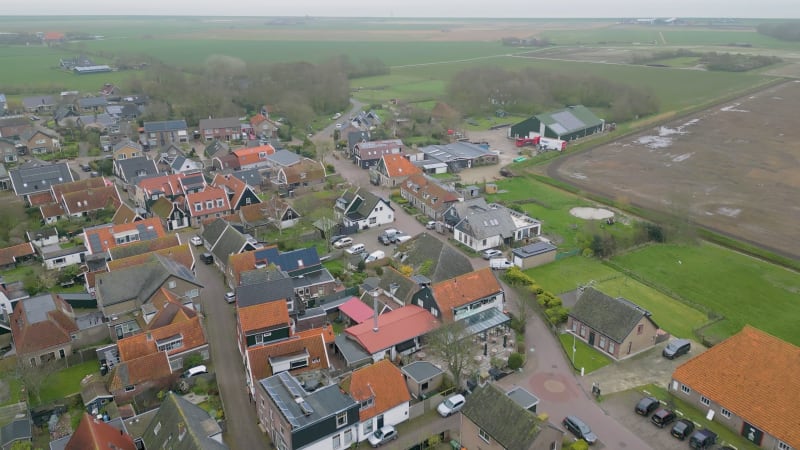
[611,243,800,346]
[38,361,98,405]
[525,255,620,294]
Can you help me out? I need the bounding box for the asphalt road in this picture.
[180,230,270,450]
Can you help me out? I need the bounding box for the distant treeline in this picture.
[447,67,659,123]
[757,22,800,41]
[632,49,781,72]
[501,37,551,47]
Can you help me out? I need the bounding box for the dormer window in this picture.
[360,397,374,411]
[206,200,213,209]
[216,199,224,208]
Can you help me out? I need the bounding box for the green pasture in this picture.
[611,243,800,345]
[648,56,701,67]
[541,27,663,45]
[660,29,800,49]
[525,256,620,294]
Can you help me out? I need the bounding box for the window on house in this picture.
[700,396,710,406]
[332,434,341,449]
[125,385,135,392]
[206,200,213,209]
[363,419,374,434]
[580,325,586,337]
[157,337,184,353]
[550,443,557,450]
[369,217,377,224]
[482,239,487,246]
[720,408,731,419]
[637,324,644,335]
[53,257,65,265]
[598,336,607,349]
[360,397,374,411]
[479,429,490,443]
[778,441,793,450]
[245,197,252,205]
[216,199,224,207]
[420,382,429,390]
[431,308,438,317]
[336,412,347,428]
[607,342,615,354]
[680,384,691,395]
[194,202,202,212]
[344,429,353,445]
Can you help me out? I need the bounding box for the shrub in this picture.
[502,266,533,286]
[374,266,384,276]
[183,354,204,370]
[507,352,524,370]
[545,306,569,325]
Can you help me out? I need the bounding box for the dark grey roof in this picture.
[95,254,201,308]
[142,392,228,450]
[266,149,301,167]
[21,294,57,324]
[461,384,542,450]
[236,269,295,307]
[22,95,55,109]
[401,361,444,383]
[569,287,654,343]
[231,169,263,186]
[397,233,473,283]
[204,140,229,158]
[340,188,390,222]
[201,219,229,248]
[78,113,116,127]
[347,130,370,151]
[419,142,492,163]
[78,96,108,108]
[506,386,539,410]
[378,268,420,305]
[292,268,334,289]
[511,241,557,259]
[334,334,372,366]
[260,372,357,430]
[210,225,251,265]
[199,117,240,130]
[0,416,32,448]
[143,120,187,133]
[122,408,159,442]
[9,161,73,195]
[455,204,517,241]
[113,139,142,152]
[117,156,158,182]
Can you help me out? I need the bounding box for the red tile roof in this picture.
[44,32,65,41]
[382,154,421,179]
[227,249,260,285]
[295,325,336,344]
[247,333,330,383]
[83,217,166,254]
[112,203,142,225]
[233,145,275,167]
[250,114,267,126]
[66,412,136,450]
[345,305,438,354]
[10,294,78,355]
[185,186,231,218]
[28,190,55,206]
[401,173,460,211]
[673,326,800,448]
[136,173,194,197]
[431,268,502,321]
[0,242,35,266]
[117,315,206,361]
[344,359,410,421]
[338,297,374,324]
[212,173,252,208]
[40,202,65,219]
[109,351,172,391]
[238,301,291,334]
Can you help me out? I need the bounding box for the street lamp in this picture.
[564,329,577,366]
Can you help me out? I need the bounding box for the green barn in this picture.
[509,105,605,141]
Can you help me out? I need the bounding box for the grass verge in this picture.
[558,332,612,374]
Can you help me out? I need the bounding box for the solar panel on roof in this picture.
[549,123,568,135]
[551,111,586,132]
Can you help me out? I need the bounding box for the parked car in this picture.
[364,250,385,264]
[190,236,203,247]
[436,394,466,417]
[329,234,347,244]
[670,419,695,440]
[662,338,691,359]
[181,365,207,378]
[489,258,514,270]
[635,396,660,416]
[650,408,676,427]
[562,415,597,445]
[224,292,236,304]
[80,164,92,172]
[333,237,353,248]
[368,426,397,448]
[345,243,366,255]
[201,253,214,264]
[688,429,717,449]
[425,221,437,230]
[482,249,503,260]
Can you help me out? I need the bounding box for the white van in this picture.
[346,243,366,255]
[489,258,514,270]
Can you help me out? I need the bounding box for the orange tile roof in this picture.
[345,305,439,354]
[146,296,197,330]
[673,326,800,448]
[10,294,78,355]
[401,173,460,211]
[280,158,326,185]
[185,186,231,218]
[83,217,166,254]
[233,145,275,167]
[228,250,258,285]
[431,268,502,321]
[136,173,191,197]
[382,154,421,178]
[247,333,330,383]
[107,243,194,272]
[295,325,336,345]
[212,173,250,207]
[28,190,55,206]
[344,359,410,421]
[238,301,290,334]
[62,185,121,215]
[117,315,206,361]
[109,351,172,391]
[66,412,136,450]
[250,114,267,126]
[0,242,35,266]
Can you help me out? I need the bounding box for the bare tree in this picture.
[16,359,60,404]
[426,321,476,390]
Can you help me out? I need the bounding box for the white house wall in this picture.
[45,252,84,270]
[298,423,359,450]
[357,403,410,442]
[455,230,502,252]
[364,202,393,228]
[453,295,504,323]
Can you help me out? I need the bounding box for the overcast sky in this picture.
[2,0,799,18]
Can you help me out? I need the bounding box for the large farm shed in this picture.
[509,105,604,141]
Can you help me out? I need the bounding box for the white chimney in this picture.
[371,289,380,333]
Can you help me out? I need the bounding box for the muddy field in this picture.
[551,81,800,258]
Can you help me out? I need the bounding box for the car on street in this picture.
[489,258,513,270]
[650,408,676,427]
[190,236,203,247]
[670,418,695,440]
[426,221,437,229]
[482,249,503,260]
[201,253,214,264]
[662,338,691,359]
[437,394,466,417]
[368,426,397,447]
[224,292,236,304]
[634,396,660,416]
[562,415,597,445]
[333,237,353,248]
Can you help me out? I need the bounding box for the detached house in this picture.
[42,177,121,224]
[334,188,394,230]
[400,173,459,221]
[341,305,438,363]
[11,294,79,367]
[22,95,55,113]
[257,372,359,450]
[275,158,327,191]
[671,326,800,450]
[374,154,421,187]
[239,197,300,232]
[233,144,275,170]
[20,128,61,154]
[452,201,541,252]
[142,120,188,147]
[114,156,159,184]
[199,117,243,141]
[351,139,404,169]
[185,187,232,227]
[112,140,143,160]
[341,359,411,443]
[567,288,661,360]
[431,268,508,336]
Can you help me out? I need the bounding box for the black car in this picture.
[689,429,717,449]
[670,419,695,440]
[81,164,92,172]
[635,396,660,416]
[562,415,597,445]
[651,408,676,428]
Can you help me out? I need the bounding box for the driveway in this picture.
[602,389,693,450]
[180,231,270,450]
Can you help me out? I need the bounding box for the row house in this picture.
[186,186,232,227]
[351,139,403,169]
[399,173,460,221]
[199,117,244,141]
[142,120,188,148]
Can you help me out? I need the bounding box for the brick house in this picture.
[10,293,78,367]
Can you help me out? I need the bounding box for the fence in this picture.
[555,249,580,260]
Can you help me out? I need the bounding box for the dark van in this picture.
[689,429,717,449]
[201,253,214,265]
[663,339,691,359]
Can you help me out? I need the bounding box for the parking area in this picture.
[603,389,691,450]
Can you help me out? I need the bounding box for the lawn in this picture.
[0,265,40,284]
[611,243,800,345]
[38,361,99,405]
[558,332,612,374]
[524,256,620,295]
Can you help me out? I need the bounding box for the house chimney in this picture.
[371,289,380,333]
